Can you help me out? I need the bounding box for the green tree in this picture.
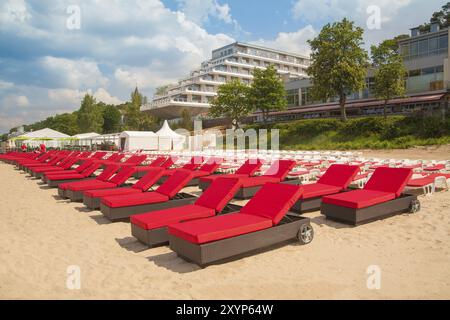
[307,18,368,121]
[419,2,450,32]
[178,108,194,131]
[102,105,122,133]
[210,79,252,128]
[124,87,156,131]
[77,94,104,133]
[248,65,287,126]
[371,39,407,120]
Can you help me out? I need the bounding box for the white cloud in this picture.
[176,0,233,25]
[2,95,29,108]
[39,56,109,89]
[92,88,124,105]
[252,25,316,56]
[0,80,14,90]
[48,88,84,106]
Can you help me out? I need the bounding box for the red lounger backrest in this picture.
[318,164,360,188]
[198,157,223,173]
[96,164,121,182]
[263,160,296,180]
[132,167,166,191]
[76,160,94,173]
[81,163,102,177]
[182,156,204,170]
[195,178,242,212]
[160,156,177,169]
[108,166,136,185]
[240,183,304,225]
[156,169,193,198]
[79,151,92,158]
[92,151,107,159]
[106,153,123,162]
[364,167,413,197]
[125,154,147,165]
[149,157,166,167]
[235,159,263,175]
[61,157,80,169]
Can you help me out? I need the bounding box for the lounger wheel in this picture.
[297,224,314,245]
[409,199,421,213]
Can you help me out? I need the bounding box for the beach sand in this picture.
[0,159,449,299]
[359,144,450,161]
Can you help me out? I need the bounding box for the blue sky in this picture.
[0,0,444,133]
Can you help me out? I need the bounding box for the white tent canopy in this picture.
[119,131,158,152]
[71,132,101,146]
[156,120,186,150]
[72,132,100,139]
[15,128,70,148]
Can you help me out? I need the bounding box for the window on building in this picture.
[410,41,418,58]
[218,76,226,82]
[429,37,438,53]
[418,39,428,56]
[231,66,238,73]
[439,34,448,51]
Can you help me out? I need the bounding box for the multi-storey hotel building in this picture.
[141,42,311,120]
[250,22,450,122]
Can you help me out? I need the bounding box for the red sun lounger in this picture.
[63,165,138,201]
[168,183,314,267]
[29,154,82,178]
[161,156,204,177]
[133,156,171,178]
[42,158,96,182]
[321,167,419,225]
[46,162,106,188]
[57,164,121,198]
[180,157,223,186]
[198,159,263,190]
[131,177,243,247]
[83,167,166,209]
[292,164,360,213]
[100,169,195,221]
[234,159,298,199]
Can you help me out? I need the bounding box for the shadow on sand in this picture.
[115,237,149,253]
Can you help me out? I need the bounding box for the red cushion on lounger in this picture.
[239,176,280,187]
[132,167,165,190]
[264,160,296,180]
[67,180,116,191]
[317,164,359,188]
[168,213,272,244]
[235,159,263,175]
[84,187,141,198]
[195,178,241,212]
[108,166,136,185]
[301,183,342,199]
[407,177,435,187]
[423,164,445,171]
[96,164,120,182]
[101,192,169,208]
[191,170,212,178]
[131,204,215,230]
[322,189,396,209]
[240,183,303,224]
[48,173,84,181]
[155,169,193,198]
[200,173,248,183]
[364,167,412,197]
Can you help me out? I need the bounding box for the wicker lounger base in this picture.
[292,189,354,214]
[234,179,301,199]
[321,194,420,226]
[169,214,313,267]
[66,189,85,202]
[83,187,133,209]
[132,204,243,247]
[198,180,210,191]
[48,178,89,188]
[101,193,197,222]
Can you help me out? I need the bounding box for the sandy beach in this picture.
[0,158,449,300]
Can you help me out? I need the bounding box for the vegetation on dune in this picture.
[246,116,450,150]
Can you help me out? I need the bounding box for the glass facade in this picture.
[400,33,448,60]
